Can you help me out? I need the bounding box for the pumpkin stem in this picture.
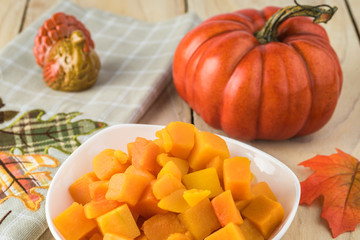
[256,0,338,44]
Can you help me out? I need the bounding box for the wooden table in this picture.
[1,0,359,239]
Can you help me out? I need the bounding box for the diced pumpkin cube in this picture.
[68,172,98,205]
[103,233,134,240]
[187,131,230,170]
[114,150,130,164]
[178,198,221,240]
[241,195,284,239]
[182,189,210,207]
[182,167,223,198]
[164,121,196,159]
[84,199,121,219]
[204,223,245,240]
[127,142,135,161]
[53,202,97,240]
[158,189,190,213]
[157,160,183,180]
[135,233,149,240]
[142,213,187,240]
[251,182,277,202]
[93,149,130,180]
[211,190,243,227]
[206,156,224,182]
[235,199,252,212]
[106,172,149,206]
[134,180,167,219]
[157,153,189,176]
[96,204,140,238]
[125,165,156,183]
[166,232,193,240]
[155,128,173,153]
[89,180,109,201]
[131,137,162,175]
[223,157,252,201]
[238,219,264,240]
[89,232,104,240]
[152,173,185,200]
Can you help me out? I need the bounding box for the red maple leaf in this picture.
[299,149,360,238]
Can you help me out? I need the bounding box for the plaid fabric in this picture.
[0,1,200,239]
[0,110,106,155]
[0,152,59,211]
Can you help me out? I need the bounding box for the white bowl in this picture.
[46,124,300,240]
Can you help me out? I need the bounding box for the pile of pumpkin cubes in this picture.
[53,121,284,240]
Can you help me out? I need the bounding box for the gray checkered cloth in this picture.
[0,0,200,239]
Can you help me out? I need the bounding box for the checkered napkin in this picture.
[0,0,200,239]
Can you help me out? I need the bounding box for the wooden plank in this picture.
[22,0,57,29]
[0,0,27,50]
[72,0,185,21]
[187,0,360,239]
[139,82,192,124]
[347,0,360,42]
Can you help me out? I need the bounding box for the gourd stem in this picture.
[256,0,338,44]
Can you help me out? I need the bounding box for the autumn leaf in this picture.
[299,149,360,238]
[0,151,59,211]
[0,109,107,154]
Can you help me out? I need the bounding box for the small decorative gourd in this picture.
[34,12,100,91]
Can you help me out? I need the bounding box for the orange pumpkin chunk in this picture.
[152,173,185,200]
[157,160,182,180]
[96,204,140,238]
[238,219,264,240]
[103,233,134,240]
[84,199,121,219]
[251,181,277,202]
[93,149,130,180]
[142,212,187,240]
[156,153,189,176]
[211,190,243,227]
[88,232,104,240]
[125,165,156,183]
[134,180,167,219]
[223,157,252,201]
[178,198,221,240]
[182,167,223,198]
[135,233,149,240]
[68,172,98,205]
[53,202,97,240]
[131,137,162,175]
[89,180,109,201]
[241,195,284,239]
[158,189,190,213]
[204,223,245,240]
[106,172,149,206]
[164,121,196,159]
[187,131,230,170]
[206,156,224,182]
[166,232,193,240]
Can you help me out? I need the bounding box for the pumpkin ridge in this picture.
[256,44,266,139]
[220,43,261,138]
[287,42,314,137]
[194,31,258,128]
[288,40,341,136]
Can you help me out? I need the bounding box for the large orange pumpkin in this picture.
[173,2,342,141]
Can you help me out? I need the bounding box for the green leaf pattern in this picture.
[0,109,107,154]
